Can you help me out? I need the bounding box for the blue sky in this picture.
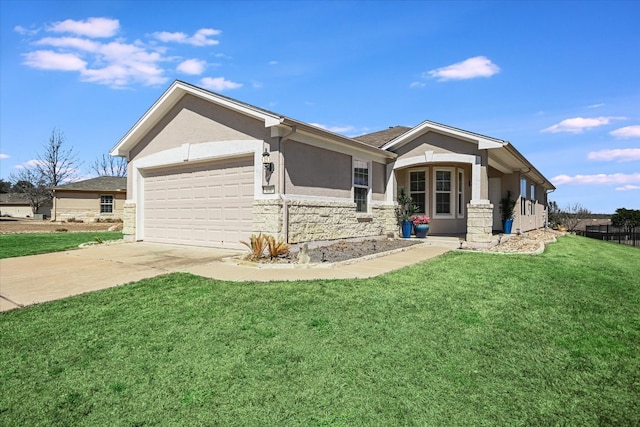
[1,0,638,213]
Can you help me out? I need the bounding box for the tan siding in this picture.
[372,161,386,201]
[130,94,272,161]
[285,140,351,198]
[393,131,480,159]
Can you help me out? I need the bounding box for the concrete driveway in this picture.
[0,240,452,312]
[0,242,241,312]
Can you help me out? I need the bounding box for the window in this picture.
[409,170,426,214]
[434,169,452,216]
[457,169,464,218]
[520,178,528,216]
[530,184,536,215]
[353,160,369,212]
[100,195,114,213]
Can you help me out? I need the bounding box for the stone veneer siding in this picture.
[466,202,493,243]
[55,210,123,223]
[122,202,136,241]
[253,199,397,243]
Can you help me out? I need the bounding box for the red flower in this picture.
[412,215,430,225]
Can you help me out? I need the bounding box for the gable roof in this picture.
[354,126,412,148]
[110,80,394,160]
[51,176,127,192]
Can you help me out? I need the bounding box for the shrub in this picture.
[241,233,290,261]
[240,234,268,261]
[66,217,84,223]
[265,235,290,259]
[55,228,68,232]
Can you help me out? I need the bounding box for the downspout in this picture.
[545,187,556,228]
[278,126,296,242]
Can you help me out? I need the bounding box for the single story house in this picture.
[0,193,51,218]
[110,80,555,249]
[51,176,127,222]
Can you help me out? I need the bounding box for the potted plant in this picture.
[396,187,417,238]
[412,215,430,238]
[500,191,516,234]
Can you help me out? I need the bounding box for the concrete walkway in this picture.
[0,240,454,312]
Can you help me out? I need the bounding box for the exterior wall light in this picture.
[262,150,274,173]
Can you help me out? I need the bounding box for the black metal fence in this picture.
[579,225,640,247]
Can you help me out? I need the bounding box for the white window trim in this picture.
[407,167,428,215]
[433,167,455,219]
[352,159,371,213]
[100,194,114,214]
[457,168,465,219]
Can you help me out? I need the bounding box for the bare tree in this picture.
[35,128,82,187]
[8,128,82,213]
[91,153,127,177]
[8,167,50,214]
[559,203,592,232]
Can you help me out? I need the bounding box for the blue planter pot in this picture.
[414,224,430,238]
[503,218,514,234]
[401,220,413,238]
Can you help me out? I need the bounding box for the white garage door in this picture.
[143,156,254,248]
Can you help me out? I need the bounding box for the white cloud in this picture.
[48,17,119,38]
[23,50,87,71]
[153,28,221,46]
[616,185,640,191]
[14,25,39,36]
[611,125,640,139]
[19,19,234,88]
[36,36,100,52]
[409,81,426,88]
[177,59,206,75]
[268,60,278,65]
[15,159,46,169]
[541,116,626,134]
[425,56,500,81]
[587,149,640,162]
[309,123,356,134]
[0,153,9,159]
[552,173,640,186]
[587,103,605,109]
[200,77,242,91]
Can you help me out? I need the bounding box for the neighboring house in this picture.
[0,193,51,218]
[110,80,554,249]
[51,176,127,222]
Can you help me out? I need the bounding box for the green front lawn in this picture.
[0,232,123,259]
[1,236,639,425]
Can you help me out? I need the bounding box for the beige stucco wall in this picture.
[127,93,278,194]
[372,161,386,201]
[284,140,352,198]
[394,131,480,159]
[53,191,126,222]
[0,205,34,217]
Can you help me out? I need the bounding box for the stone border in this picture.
[222,240,432,269]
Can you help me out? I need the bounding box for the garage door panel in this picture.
[143,157,253,248]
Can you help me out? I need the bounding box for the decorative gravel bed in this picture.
[297,238,423,263]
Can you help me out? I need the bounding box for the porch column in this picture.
[467,154,493,243]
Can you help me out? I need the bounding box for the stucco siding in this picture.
[285,140,351,198]
[394,131,480,159]
[129,94,271,162]
[372,161,386,201]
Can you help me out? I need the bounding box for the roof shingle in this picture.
[353,126,412,148]
[52,176,127,192]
